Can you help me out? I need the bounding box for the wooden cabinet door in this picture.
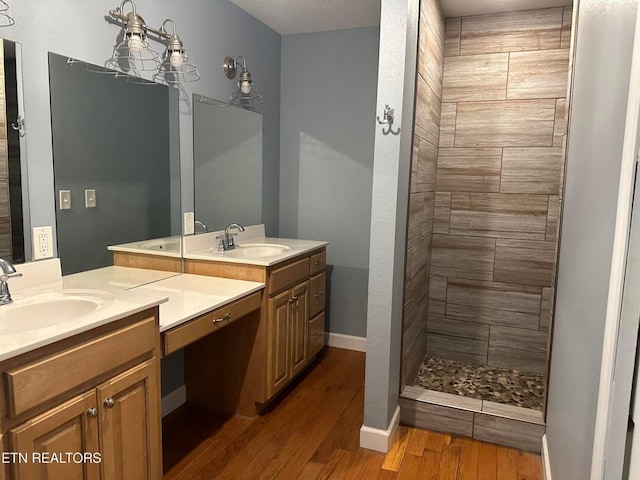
[9,391,101,480]
[97,359,161,480]
[268,290,292,397]
[290,281,309,377]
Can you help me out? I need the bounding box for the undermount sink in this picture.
[0,289,115,335]
[209,243,291,259]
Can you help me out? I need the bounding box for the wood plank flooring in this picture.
[162,347,543,480]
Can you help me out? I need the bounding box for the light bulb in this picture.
[240,80,252,95]
[169,51,184,68]
[128,34,143,53]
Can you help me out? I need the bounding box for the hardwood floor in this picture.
[162,347,543,479]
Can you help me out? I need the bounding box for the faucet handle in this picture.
[215,235,225,252]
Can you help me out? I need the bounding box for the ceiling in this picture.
[228,0,572,36]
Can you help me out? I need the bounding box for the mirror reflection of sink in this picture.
[138,238,181,252]
[0,290,115,335]
[209,243,291,259]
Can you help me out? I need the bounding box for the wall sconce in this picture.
[107,0,200,84]
[0,2,15,26]
[223,56,263,107]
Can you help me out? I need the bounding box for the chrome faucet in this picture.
[0,258,22,305]
[195,220,208,234]
[217,223,245,251]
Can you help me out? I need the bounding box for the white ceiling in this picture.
[228,0,572,36]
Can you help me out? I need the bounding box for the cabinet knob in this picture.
[213,312,232,323]
[314,291,324,298]
[314,260,321,266]
[103,398,116,409]
[87,407,98,418]
[313,333,323,340]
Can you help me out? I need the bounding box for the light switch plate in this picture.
[32,226,53,260]
[184,212,195,235]
[59,190,71,210]
[85,189,96,208]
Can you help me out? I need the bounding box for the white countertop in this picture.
[107,236,182,258]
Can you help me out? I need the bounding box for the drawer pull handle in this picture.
[313,333,323,340]
[103,398,115,409]
[213,313,232,323]
[87,407,98,418]
[289,296,299,304]
[314,291,324,298]
[314,260,321,265]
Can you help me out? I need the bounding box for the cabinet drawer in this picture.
[269,258,309,295]
[308,312,325,359]
[309,272,326,318]
[309,250,326,276]
[163,291,262,355]
[6,317,157,417]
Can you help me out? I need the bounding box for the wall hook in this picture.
[11,115,24,137]
[377,104,400,135]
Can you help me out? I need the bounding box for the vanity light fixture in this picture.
[0,1,15,26]
[107,0,200,84]
[223,56,264,107]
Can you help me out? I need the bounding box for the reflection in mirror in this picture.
[193,94,262,233]
[0,38,25,264]
[48,53,181,275]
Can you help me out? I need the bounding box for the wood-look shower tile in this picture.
[430,234,495,280]
[436,147,502,193]
[399,397,475,438]
[442,53,508,102]
[427,315,490,341]
[494,239,556,287]
[487,344,547,374]
[446,279,541,330]
[473,413,545,453]
[426,333,488,366]
[481,401,545,425]
[500,147,564,195]
[539,287,554,331]
[460,8,563,56]
[489,325,548,353]
[416,139,438,193]
[546,195,560,242]
[401,385,483,412]
[429,275,447,301]
[455,99,556,147]
[407,193,429,249]
[433,192,452,234]
[561,6,573,49]
[449,193,548,239]
[553,99,567,147]
[419,4,445,100]
[444,17,461,57]
[415,76,441,146]
[422,0,445,46]
[507,49,570,100]
[439,103,456,148]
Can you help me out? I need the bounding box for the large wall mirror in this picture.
[0,38,27,265]
[48,53,181,275]
[193,94,262,233]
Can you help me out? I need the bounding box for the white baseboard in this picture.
[325,332,367,352]
[542,434,552,480]
[359,405,400,453]
[162,385,186,418]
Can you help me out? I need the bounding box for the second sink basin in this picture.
[209,243,291,259]
[0,289,115,335]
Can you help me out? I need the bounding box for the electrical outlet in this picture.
[184,212,195,235]
[32,226,53,260]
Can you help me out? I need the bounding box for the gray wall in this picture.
[279,26,379,338]
[5,0,281,253]
[546,0,638,478]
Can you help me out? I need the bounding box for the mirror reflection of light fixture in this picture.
[0,1,15,26]
[107,0,200,85]
[223,56,264,107]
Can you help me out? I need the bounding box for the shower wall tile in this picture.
[428,275,447,317]
[433,192,451,234]
[419,9,445,99]
[540,287,554,331]
[399,397,475,437]
[442,53,509,102]
[473,413,545,452]
[561,7,573,49]
[460,8,563,56]
[553,98,568,147]
[488,343,547,374]
[449,193,548,239]
[500,147,564,195]
[427,315,490,341]
[489,325,548,353]
[415,76,441,146]
[493,239,556,287]
[426,333,488,365]
[415,138,438,193]
[507,49,570,100]
[430,234,495,280]
[444,17,461,56]
[422,0,445,44]
[439,103,457,147]
[436,148,502,193]
[455,99,556,147]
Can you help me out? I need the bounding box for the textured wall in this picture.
[402,0,445,389]
[425,7,572,374]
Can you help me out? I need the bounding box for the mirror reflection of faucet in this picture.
[194,220,208,234]
[217,223,245,252]
[0,258,22,305]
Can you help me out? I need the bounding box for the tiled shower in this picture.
[400,0,574,451]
